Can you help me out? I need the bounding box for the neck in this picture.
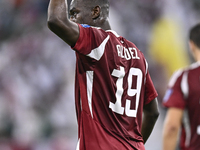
[93,18,111,30]
[193,47,200,62]
[101,20,111,30]
[196,54,200,62]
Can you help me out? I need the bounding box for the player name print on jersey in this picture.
[116,44,140,60]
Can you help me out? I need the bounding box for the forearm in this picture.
[47,0,79,46]
[141,98,159,143]
[162,108,183,150]
[48,0,68,22]
[162,127,179,150]
[141,112,159,143]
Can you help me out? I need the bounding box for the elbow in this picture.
[47,17,59,31]
[47,13,66,32]
[143,98,160,121]
[150,111,159,123]
[154,110,160,119]
[149,109,160,119]
[163,124,179,138]
[168,125,179,133]
[148,110,160,122]
[47,16,70,34]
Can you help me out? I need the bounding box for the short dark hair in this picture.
[82,0,109,8]
[189,23,200,48]
[87,0,109,5]
[83,0,110,17]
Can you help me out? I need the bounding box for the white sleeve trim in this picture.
[181,72,189,99]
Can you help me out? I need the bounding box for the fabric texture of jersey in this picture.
[163,61,200,150]
[72,24,158,150]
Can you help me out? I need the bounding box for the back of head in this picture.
[84,0,109,7]
[83,0,110,17]
[190,23,200,48]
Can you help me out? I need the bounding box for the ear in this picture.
[92,6,101,19]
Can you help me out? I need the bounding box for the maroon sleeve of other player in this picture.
[144,71,158,104]
[163,75,186,109]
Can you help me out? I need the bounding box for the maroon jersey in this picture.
[163,62,200,150]
[72,24,158,150]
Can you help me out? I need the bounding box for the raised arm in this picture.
[47,0,79,46]
[141,98,159,143]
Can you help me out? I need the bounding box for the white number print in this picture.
[109,66,143,117]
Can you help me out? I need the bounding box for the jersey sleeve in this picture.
[162,70,186,109]
[144,71,158,104]
[72,24,108,56]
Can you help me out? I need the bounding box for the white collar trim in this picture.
[106,30,120,37]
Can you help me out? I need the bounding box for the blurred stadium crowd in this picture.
[0,0,200,150]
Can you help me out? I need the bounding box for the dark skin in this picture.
[47,0,159,144]
[48,0,111,46]
[142,98,159,143]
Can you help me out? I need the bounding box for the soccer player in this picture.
[162,23,200,150]
[47,0,159,149]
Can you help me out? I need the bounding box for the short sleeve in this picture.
[162,71,186,109]
[144,71,158,104]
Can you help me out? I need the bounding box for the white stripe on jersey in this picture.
[183,110,191,148]
[168,69,183,87]
[145,59,148,75]
[144,59,148,84]
[181,72,189,99]
[86,71,94,118]
[197,126,200,135]
[76,138,80,150]
[87,35,110,60]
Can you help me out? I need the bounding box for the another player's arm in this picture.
[47,0,79,46]
[162,107,183,150]
[141,98,159,143]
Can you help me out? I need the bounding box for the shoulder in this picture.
[186,61,200,71]
[168,69,184,87]
[172,62,200,81]
[167,62,199,87]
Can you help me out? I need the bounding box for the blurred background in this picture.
[0,0,200,149]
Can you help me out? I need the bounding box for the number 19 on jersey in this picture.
[109,66,142,117]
